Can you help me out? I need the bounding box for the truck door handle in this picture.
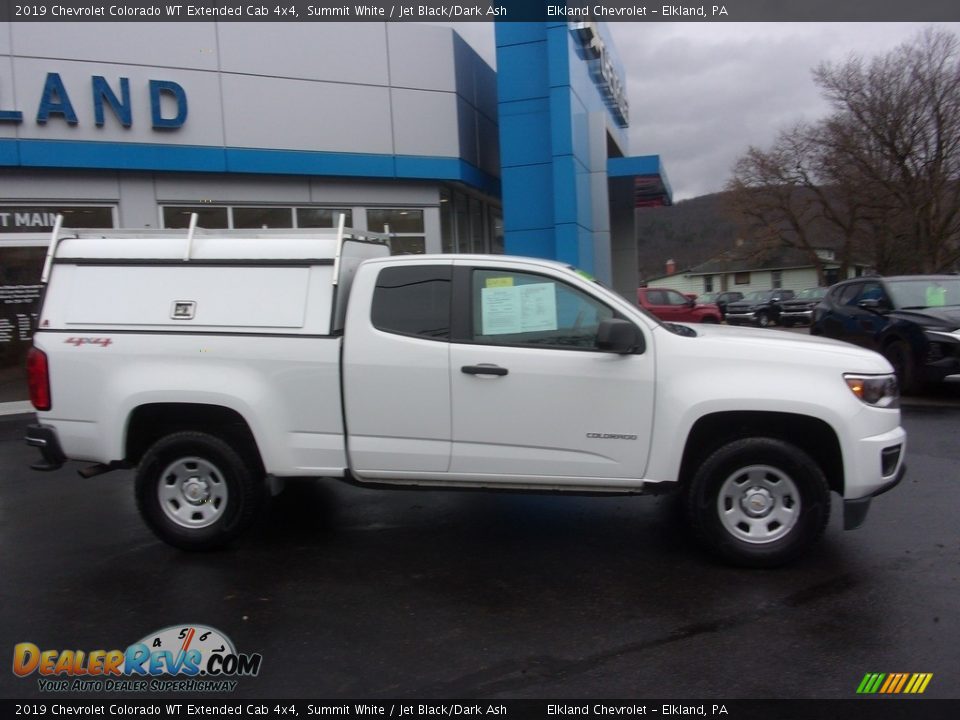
[461,364,509,377]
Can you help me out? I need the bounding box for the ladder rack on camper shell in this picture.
[41,213,392,284]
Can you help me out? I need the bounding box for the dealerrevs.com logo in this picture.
[12,624,262,693]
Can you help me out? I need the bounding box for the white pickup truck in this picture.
[25,220,906,566]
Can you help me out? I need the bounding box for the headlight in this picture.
[844,373,899,408]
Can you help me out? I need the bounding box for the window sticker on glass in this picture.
[926,284,947,307]
[480,283,558,335]
[518,283,557,332]
[481,286,522,335]
[486,277,514,288]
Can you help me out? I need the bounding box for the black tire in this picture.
[883,339,921,395]
[135,431,264,550]
[685,437,830,567]
[756,311,772,328]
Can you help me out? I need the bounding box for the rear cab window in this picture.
[371,265,452,340]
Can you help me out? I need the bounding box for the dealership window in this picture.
[440,189,454,253]
[704,275,714,292]
[0,205,116,404]
[454,194,470,252]
[0,247,48,403]
[163,206,229,229]
[771,271,783,289]
[367,209,425,255]
[297,208,353,228]
[233,207,293,229]
[440,188,502,254]
[468,197,484,254]
[0,205,115,233]
[489,209,504,254]
[162,205,355,230]
[734,272,750,285]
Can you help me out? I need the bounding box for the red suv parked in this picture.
[637,288,722,323]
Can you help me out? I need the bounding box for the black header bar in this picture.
[1,1,959,22]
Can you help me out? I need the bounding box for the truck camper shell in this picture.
[39,215,391,335]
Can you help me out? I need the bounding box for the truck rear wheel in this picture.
[135,431,263,550]
[685,437,830,567]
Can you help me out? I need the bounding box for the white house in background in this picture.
[641,247,872,296]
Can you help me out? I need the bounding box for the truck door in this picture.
[342,263,453,474]
[448,265,655,484]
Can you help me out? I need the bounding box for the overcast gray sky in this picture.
[444,22,960,201]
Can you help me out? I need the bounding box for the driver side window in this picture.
[471,269,614,350]
[856,282,886,305]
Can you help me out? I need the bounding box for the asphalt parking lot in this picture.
[1,398,958,701]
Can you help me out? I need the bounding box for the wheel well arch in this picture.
[125,403,263,470]
[880,331,907,349]
[880,330,926,357]
[678,411,844,496]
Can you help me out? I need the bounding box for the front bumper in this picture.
[842,425,907,530]
[725,311,756,324]
[780,309,815,323]
[843,461,906,530]
[25,423,66,471]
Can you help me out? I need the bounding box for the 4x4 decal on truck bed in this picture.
[64,337,112,348]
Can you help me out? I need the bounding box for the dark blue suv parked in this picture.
[810,275,960,393]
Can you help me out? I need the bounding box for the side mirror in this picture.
[858,298,887,313]
[597,318,642,354]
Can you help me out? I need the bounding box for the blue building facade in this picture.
[496,21,670,292]
[0,20,669,408]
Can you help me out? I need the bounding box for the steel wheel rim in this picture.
[157,456,228,529]
[717,464,800,544]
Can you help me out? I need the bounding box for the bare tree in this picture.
[725,122,872,283]
[814,27,960,273]
[727,28,960,275]
[727,128,824,282]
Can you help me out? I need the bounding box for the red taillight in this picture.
[26,347,51,411]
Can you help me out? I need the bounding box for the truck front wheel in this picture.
[135,431,263,550]
[685,437,830,567]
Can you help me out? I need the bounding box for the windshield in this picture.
[744,291,773,301]
[886,278,960,309]
[699,293,718,302]
[796,287,826,300]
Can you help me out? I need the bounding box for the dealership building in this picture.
[0,20,670,407]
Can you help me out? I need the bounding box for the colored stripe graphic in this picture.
[857,673,885,694]
[857,673,932,694]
